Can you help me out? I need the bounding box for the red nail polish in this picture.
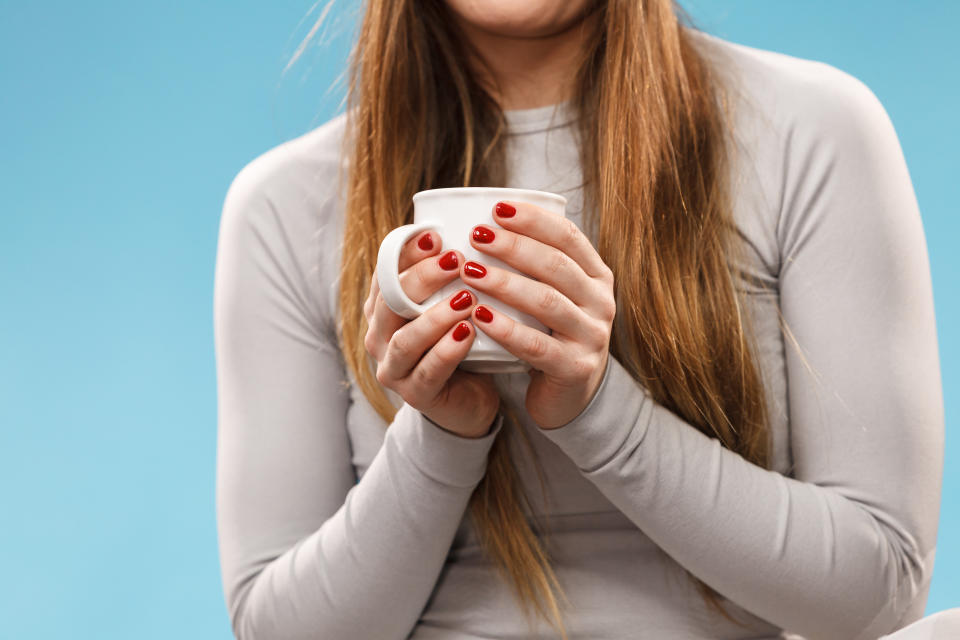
[450,290,473,311]
[463,261,487,278]
[417,233,434,251]
[474,305,493,323]
[438,251,458,271]
[452,322,471,342]
[495,202,516,218]
[472,226,495,243]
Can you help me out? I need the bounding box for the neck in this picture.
[451,10,600,110]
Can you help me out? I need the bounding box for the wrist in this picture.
[467,412,501,438]
[422,409,501,439]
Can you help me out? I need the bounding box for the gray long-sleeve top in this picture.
[213,30,944,640]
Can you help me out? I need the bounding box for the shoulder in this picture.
[222,110,351,223]
[216,111,352,332]
[692,31,896,164]
[688,30,911,263]
[688,28,894,145]
[218,108,352,264]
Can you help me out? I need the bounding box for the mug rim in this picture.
[412,186,567,206]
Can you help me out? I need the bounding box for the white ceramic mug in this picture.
[376,186,567,373]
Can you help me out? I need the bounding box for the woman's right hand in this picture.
[363,231,501,439]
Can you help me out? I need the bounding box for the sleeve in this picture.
[879,608,960,640]
[213,155,504,640]
[537,67,944,639]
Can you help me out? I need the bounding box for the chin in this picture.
[442,0,597,39]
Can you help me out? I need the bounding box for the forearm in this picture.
[540,356,933,639]
[230,404,503,640]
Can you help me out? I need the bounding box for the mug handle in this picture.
[376,221,441,319]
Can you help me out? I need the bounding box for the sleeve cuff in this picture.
[388,403,504,489]
[537,354,651,473]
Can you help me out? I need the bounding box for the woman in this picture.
[214,1,944,638]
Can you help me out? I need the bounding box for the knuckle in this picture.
[389,327,413,360]
[493,268,512,292]
[536,287,561,313]
[598,263,615,287]
[586,321,609,348]
[499,316,517,345]
[572,354,596,380]
[375,363,389,386]
[525,332,549,359]
[411,261,430,294]
[424,306,445,331]
[601,296,617,323]
[509,231,524,255]
[496,318,522,355]
[546,250,569,277]
[411,360,435,390]
[397,275,419,303]
[363,330,377,355]
[562,219,581,245]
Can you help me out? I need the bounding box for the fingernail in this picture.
[474,305,493,323]
[495,202,516,218]
[438,250,458,271]
[472,226,495,243]
[450,290,473,311]
[418,233,434,251]
[463,261,487,278]
[452,322,471,342]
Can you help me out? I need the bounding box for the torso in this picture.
[337,31,795,637]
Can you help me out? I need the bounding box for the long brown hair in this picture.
[300,0,776,636]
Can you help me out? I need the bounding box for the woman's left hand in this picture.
[461,200,616,429]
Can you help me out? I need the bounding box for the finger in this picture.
[399,230,441,273]
[470,304,565,376]
[460,259,594,339]
[365,289,406,361]
[469,224,595,308]
[370,230,444,325]
[402,321,476,406]
[363,271,380,322]
[490,200,612,280]
[369,249,463,352]
[398,250,464,304]
[377,288,476,383]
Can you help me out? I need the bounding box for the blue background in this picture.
[1,1,955,637]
